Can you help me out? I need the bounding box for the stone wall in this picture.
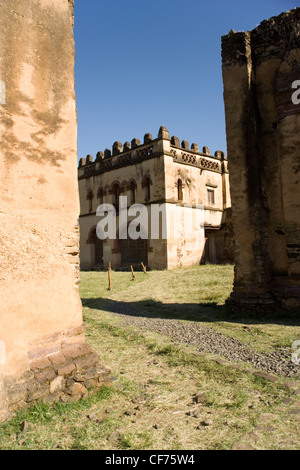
[222,8,300,312]
[0,0,110,421]
[5,326,110,414]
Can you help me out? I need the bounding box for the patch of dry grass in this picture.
[82,265,300,353]
[0,266,299,450]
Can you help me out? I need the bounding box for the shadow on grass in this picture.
[81,297,300,327]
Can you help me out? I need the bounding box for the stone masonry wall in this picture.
[222,8,300,312]
[0,0,110,420]
[5,326,110,415]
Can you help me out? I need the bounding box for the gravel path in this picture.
[105,300,300,378]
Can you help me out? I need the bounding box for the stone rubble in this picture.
[114,307,300,377]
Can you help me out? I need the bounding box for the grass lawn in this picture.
[0,265,299,450]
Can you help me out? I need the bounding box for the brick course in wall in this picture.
[4,326,110,414]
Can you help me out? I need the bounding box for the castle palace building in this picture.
[78,126,233,270]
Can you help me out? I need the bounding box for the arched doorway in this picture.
[87,226,104,267]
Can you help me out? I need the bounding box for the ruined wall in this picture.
[222,8,300,312]
[0,0,110,421]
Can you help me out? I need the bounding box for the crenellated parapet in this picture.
[169,134,227,174]
[79,129,156,179]
[78,125,227,179]
[170,148,227,173]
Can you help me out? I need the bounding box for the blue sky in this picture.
[74,0,298,161]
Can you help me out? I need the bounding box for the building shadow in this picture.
[81,297,300,327]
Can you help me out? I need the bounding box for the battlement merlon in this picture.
[78,125,227,178]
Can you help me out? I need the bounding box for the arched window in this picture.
[87,226,103,267]
[97,187,104,205]
[177,179,183,202]
[142,176,151,202]
[112,183,120,212]
[130,181,136,204]
[87,189,94,213]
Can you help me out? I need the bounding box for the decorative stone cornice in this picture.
[170,148,227,174]
[78,125,227,179]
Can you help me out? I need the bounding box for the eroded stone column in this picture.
[222,8,300,312]
[0,0,110,421]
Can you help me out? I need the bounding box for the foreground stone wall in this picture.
[0,0,110,421]
[222,8,300,312]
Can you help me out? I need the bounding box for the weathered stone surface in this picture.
[50,376,65,394]
[66,325,87,338]
[96,151,104,161]
[67,382,88,398]
[62,334,86,349]
[0,0,110,420]
[171,136,180,147]
[72,367,99,382]
[123,141,131,152]
[30,357,53,371]
[62,343,92,361]
[34,369,57,384]
[28,344,62,361]
[27,385,51,403]
[56,362,76,377]
[131,138,141,148]
[79,157,86,167]
[6,383,28,404]
[158,125,170,140]
[112,141,123,155]
[191,143,199,153]
[104,148,112,158]
[48,352,67,367]
[144,133,153,144]
[74,353,100,371]
[222,8,300,312]
[2,329,111,411]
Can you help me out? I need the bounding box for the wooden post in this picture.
[131,265,136,281]
[108,262,112,291]
[141,262,147,274]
